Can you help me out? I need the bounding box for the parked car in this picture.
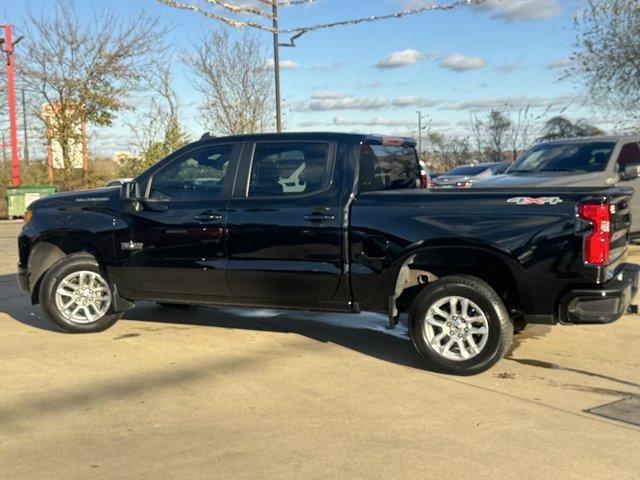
[431,162,509,188]
[105,178,133,188]
[474,136,640,237]
[17,132,639,375]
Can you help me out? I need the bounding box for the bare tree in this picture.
[121,66,189,176]
[537,116,604,141]
[506,106,534,161]
[572,0,640,127]
[185,29,273,136]
[18,0,167,171]
[469,113,485,161]
[484,110,511,162]
[425,132,473,172]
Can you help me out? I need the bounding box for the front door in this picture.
[225,140,345,307]
[115,143,240,300]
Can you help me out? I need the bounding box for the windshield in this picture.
[447,165,489,176]
[509,142,615,173]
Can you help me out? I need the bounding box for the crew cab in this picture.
[17,132,639,375]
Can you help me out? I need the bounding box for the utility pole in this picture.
[1,24,21,187]
[417,111,423,159]
[21,87,29,165]
[272,4,282,133]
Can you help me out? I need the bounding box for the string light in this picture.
[283,1,487,34]
[155,0,275,31]
[202,0,273,18]
[155,0,487,37]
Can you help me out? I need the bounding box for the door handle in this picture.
[194,212,223,222]
[304,212,336,222]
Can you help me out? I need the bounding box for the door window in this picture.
[248,142,332,197]
[617,142,640,172]
[149,145,233,200]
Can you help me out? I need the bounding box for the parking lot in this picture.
[1,220,639,479]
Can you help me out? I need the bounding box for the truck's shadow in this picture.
[0,273,429,370]
[126,303,428,370]
[0,272,552,372]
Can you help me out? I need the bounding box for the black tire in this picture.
[39,253,123,333]
[156,302,195,310]
[409,275,513,376]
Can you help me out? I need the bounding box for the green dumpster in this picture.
[6,186,58,219]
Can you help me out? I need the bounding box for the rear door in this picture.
[225,140,345,307]
[116,142,240,299]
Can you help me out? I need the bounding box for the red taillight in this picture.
[420,171,429,189]
[578,203,611,266]
[381,137,405,146]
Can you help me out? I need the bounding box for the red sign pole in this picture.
[1,24,20,187]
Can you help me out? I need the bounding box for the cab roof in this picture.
[198,131,416,146]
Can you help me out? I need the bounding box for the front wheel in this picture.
[409,275,513,376]
[39,253,123,333]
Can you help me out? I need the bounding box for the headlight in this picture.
[455,181,474,188]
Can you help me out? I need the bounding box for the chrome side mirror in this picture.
[622,163,640,181]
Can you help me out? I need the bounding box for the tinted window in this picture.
[617,142,640,171]
[447,165,489,176]
[358,144,421,192]
[511,142,615,173]
[150,145,233,200]
[248,142,331,197]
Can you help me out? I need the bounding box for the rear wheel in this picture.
[409,275,513,375]
[39,253,123,333]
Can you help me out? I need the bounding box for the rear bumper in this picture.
[17,265,29,292]
[559,263,640,325]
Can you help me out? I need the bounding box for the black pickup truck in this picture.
[17,132,639,375]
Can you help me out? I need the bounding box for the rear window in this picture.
[447,165,489,176]
[358,144,421,192]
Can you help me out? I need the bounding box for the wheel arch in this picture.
[390,244,527,318]
[27,233,109,305]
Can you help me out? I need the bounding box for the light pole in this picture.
[0,24,21,187]
[417,111,423,159]
[272,4,282,133]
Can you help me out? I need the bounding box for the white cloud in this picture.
[296,93,438,112]
[476,0,561,22]
[375,49,422,69]
[259,59,299,71]
[442,94,585,111]
[398,0,560,22]
[311,91,348,100]
[546,58,572,70]
[494,61,524,74]
[440,54,486,72]
[333,116,412,127]
[333,116,450,128]
[306,96,390,111]
[392,96,437,108]
[311,62,340,72]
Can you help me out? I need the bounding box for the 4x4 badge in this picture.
[507,197,563,205]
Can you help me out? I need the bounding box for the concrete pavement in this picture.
[1,221,639,479]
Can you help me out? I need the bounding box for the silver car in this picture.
[431,162,509,189]
[474,135,640,236]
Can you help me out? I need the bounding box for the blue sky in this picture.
[4,0,609,155]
